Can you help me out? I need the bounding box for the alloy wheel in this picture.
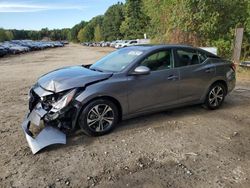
[208,86,224,107]
[87,104,114,132]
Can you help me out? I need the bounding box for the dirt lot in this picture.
[0,44,250,188]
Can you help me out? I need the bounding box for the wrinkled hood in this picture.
[37,66,112,93]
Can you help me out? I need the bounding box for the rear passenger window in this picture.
[175,49,200,67]
[197,51,207,63]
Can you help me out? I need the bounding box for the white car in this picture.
[110,40,122,48]
[240,61,250,67]
[115,40,139,49]
[115,40,128,49]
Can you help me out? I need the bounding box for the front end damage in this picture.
[21,66,113,154]
[22,85,81,154]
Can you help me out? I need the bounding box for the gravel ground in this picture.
[0,44,250,188]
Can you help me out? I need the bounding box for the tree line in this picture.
[0,0,250,58]
[0,28,70,42]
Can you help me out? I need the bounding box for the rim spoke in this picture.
[103,117,114,125]
[217,95,223,100]
[211,89,216,96]
[91,106,100,117]
[87,119,98,127]
[214,98,219,106]
[98,120,103,131]
[209,97,215,103]
[214,87,218,94]
[102,105,112,116]
[216,87,222,95]
[213,88,216,94]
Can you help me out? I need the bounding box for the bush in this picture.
[211,39,232,58]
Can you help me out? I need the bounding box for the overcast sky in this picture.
[0,0,125,30]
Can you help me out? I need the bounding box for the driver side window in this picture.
[140,50,173,71]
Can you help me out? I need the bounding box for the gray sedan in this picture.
[22,45,236,153]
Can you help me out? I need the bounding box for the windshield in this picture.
[90,48,144,72]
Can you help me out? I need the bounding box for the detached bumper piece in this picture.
[22,103,66,154]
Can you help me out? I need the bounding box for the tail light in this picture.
[231,62,236,72]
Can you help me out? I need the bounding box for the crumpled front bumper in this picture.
[21,103,66,154]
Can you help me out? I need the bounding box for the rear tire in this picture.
[78,99,119,136]
[204,83,226,110]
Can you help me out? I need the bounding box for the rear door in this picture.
[127,49,180,114]
[174,48,216,103]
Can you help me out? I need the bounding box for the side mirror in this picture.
[132,66,150,75]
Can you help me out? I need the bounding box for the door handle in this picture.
[167,75,178,80]
[205,68,214,73]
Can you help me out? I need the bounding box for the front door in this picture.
[127,49,180,114]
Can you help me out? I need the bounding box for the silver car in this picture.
[22,45,236,154]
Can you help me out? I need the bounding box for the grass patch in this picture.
[237,66,250,81]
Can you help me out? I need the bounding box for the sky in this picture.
[0,0,125,30]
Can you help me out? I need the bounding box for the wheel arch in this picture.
[201,79,228,102]
[210,80,228,94]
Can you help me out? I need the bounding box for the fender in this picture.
[200,76,228,102]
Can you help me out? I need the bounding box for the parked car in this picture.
[0,40,66,57]
[101,41,111,47]
[96,42,102,47]
[115,40,129,48]
[240,61,250,68]
[110,40,122,48]
[11,40,39,51]
[22,45,236,154]
[82,42,90,46]
[0,46,8,57]
[61,41,69,45]
[115,40,139,48]
[1,41,30,54]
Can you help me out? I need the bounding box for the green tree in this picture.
[143,0,248,58]
[77,25,94,42]
[40,28,49,39]
[120,0,149,39]
[94,25,102,42]
[70,21,88,42]
[77,28,86,42]
[5,30,14,40]
[102,3,125,41]
[0,28,8,42]
[27,30,40,40]
[83,24,95,41]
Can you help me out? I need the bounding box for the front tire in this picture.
[204,83,226,110]
[78,99,119,136]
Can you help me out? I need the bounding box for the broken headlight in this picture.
[50,89,77,112]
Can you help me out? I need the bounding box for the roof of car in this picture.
[130,44,198,49]
[127,44,219,58]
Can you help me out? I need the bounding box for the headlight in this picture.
[50,89,76,112]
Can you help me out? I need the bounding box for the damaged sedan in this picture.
[22,45,236,154]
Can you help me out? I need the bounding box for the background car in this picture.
[0,40,66,57]
[240,61,250,68]
[0,41,30,54]
[0,46,8,57]
[115,40,150,49]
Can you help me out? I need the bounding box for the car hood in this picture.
[37,66,112,93]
